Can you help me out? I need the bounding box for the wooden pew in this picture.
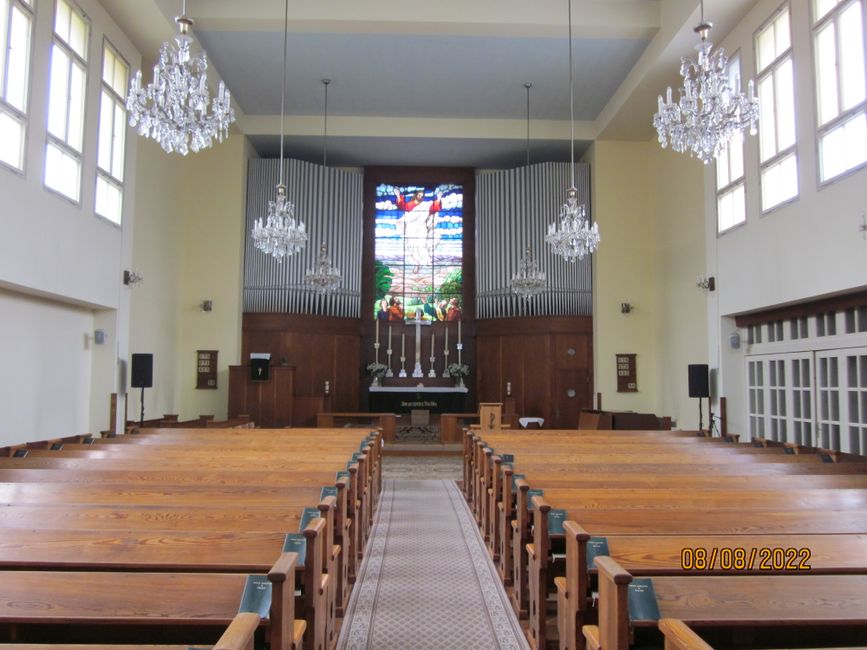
[465,429,867,649]
[0,612,263,650]
[316,412,396,443]
[583,556,867,650]
[0,428,379,650]
[0,553,304,650]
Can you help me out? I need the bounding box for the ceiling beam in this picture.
[183,0,660,39]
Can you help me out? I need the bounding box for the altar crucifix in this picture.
[410,319,430,377]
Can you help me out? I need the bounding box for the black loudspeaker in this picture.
[250,358,270,381]
[130,353,153,388]
[688,364,710,398]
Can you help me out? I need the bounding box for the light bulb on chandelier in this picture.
[652,0,760,163]
[546,0,600,262]
[127,0,235,155]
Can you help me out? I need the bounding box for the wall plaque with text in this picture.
[616,353,637,393]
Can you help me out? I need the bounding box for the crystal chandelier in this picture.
[251,0,306,261]
[510,83,546,300]
[306,79,342,293]
[306,242,342,294]
[652,0,759,163]
[546,0,600,262]
[127,0,234,155]
[511,247,546,299]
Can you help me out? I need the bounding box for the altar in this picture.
[368,385,468,414]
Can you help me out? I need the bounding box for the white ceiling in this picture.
[100,0,759,168]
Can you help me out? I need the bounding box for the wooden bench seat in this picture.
[0,612,264,650]
[583,556,867,650]
[555,524,867,650]
[0,554,303,650]
[0,428,379,650]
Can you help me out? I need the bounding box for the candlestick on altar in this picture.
[442,326,450,377]
[412,321,423,377]
[386,326,393,376]
[399,332,407,377]
[374,341,380,365]
[457,342,462,366]
[457,319,461,344]
[376,318,379,341]
[428,331,437,377]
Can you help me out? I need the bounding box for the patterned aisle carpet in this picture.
[337,480,530,650]
[394,424,440,443]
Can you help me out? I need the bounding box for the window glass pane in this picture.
[0,2,9,89]
[815,0,840,21]
[0,110,24,169]
[757,22,776,72]
[759,75,777,160]
[840,2,866,111]
[54,0,70,43]
[776,58,796,149]
[820,112,867,180]
[102,46,128,99]
[762,153,799,210]
[97,91,112,171]
[68,5,87,60]
[729,131,744,180]
[775,8,791,54]
[95,175,122,223]
[6,6,31,112]
[47,44,69,138]
[67,61,85,151]
[816,21,839,125]
[716,145,730,188]
[718,183,746,232]
[112,102,125,180]
[45,141,81,201]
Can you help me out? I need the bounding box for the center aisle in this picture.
[337,479,530,650]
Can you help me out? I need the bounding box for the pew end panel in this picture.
[558,521,591,650]
[658,619,713,650]
[594,556,633,650]
[267,552,301,650]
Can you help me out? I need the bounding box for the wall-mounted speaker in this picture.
[130,354,153,389]
[688,364,709,398]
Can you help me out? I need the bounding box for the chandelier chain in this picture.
[525,82,531,167]
[568,0,574,187]
[278,0,288,185]
[323,79,330,168]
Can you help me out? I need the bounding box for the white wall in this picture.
[0,0,142,442]
[705,0,867,434]
[0,288,94,445]
[587,140,660,415]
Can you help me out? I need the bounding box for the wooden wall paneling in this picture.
[520,335,551,423]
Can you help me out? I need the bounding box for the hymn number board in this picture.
[616,353,637,393]
[196,350,218,389]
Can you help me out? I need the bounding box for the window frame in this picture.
[716,51,749,235]
[94,37,128,225]
[754,2,800,214]
[0,0,35,174]
[44,0,90,205]
[810,0,867,186]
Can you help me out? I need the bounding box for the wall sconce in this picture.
[620,302,633,314]
[324,380,330,395]
[696,276,716,291]
[506,381,512,396]
[94,329,106,345]
[200,300,213,312]
[123,270,143,286]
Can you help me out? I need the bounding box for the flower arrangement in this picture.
[447,363,469,378]
[366,362,388,378]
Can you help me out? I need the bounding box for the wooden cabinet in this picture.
[228,365,294,427]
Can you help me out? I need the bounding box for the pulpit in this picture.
[228,365,294,427]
